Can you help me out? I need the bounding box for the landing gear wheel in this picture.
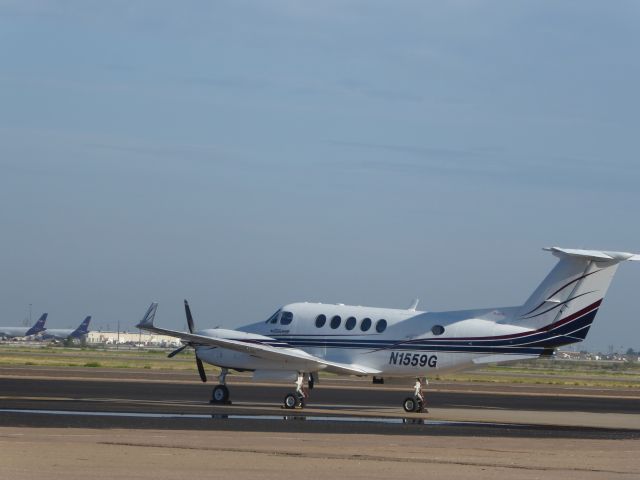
[211,385,230,404]
[403,396,418,413]
[283,393,298,409]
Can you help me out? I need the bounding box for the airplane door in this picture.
[292,311,325,360]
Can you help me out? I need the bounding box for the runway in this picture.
[1,369,639,438]
[1,375,639,413]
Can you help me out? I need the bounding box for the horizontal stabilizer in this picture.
[544,247,639,263]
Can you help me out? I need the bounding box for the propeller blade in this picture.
[167,344,188,358]
[184,299,195,333]
[196,356,207,383]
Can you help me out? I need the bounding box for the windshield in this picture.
[265,309,281,324]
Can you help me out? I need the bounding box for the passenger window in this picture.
[431,325,445,336]
[345,317,356,330]
[280,311,293,325]
[375,319,387,333]
[360,317,372,332]
[330,315,341,329]
[315,314,326,328]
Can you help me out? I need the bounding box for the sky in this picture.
[0,1,638,352]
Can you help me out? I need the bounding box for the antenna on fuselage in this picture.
[408,298,419,311]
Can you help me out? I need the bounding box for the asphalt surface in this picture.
[1,375,639,439]
[1,376,640,413]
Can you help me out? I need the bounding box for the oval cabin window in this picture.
[345,317,356,330]
[431,325,445,336]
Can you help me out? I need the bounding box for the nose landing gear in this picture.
[210,368,231,404]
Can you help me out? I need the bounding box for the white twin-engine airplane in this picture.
[138,247,638,412]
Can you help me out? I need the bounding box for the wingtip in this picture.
[137,302,158,329]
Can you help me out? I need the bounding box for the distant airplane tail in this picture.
[70,316,91,338]
[25,313,48,336]
[516,248,639,347]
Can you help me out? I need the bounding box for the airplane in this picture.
[41,316,92,341]
[0,313,48,339]
[137,247,639,412]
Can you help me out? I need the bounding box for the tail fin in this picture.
[70,316,91,338]
[25,313,48,336]
[517,247,638,347]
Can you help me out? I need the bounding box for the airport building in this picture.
[86,330,181,347]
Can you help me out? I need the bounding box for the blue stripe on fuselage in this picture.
[249,306,598,354]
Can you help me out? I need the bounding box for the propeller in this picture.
[196,356,207,383]
[167,344,188,358]
[166,300,207,383]
[184,299,195,333]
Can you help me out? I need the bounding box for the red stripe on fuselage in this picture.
[422,299,603,342]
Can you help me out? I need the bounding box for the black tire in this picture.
[211,385,230,404]
[283,393,298,409]
[403,396,417,413]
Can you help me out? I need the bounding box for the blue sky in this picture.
[0,1,638,351]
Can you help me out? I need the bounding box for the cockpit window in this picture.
[265,310,280,324]
[280,311,293,325]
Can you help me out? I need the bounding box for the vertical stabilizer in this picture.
[516,248,636,346]
[70,316,91,338]
[25,313,48,336]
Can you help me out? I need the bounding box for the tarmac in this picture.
[1,366,639,478]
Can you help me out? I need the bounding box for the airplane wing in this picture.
[136,303,379,376]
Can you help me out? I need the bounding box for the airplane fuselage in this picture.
[195,301,540,377]
[40,329,77,340]
[0,326,35,339]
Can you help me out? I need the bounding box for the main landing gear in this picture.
[283,372,311,409]
[402,377,428,413]
[210,368,231,404]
